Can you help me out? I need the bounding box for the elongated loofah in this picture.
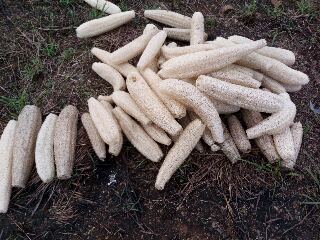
[35,113,57,183]
[220,124,241,164]
[144,10,191,28]
[142,123,172,146]
[81,113,106,160]
[190,12,205,45]
[110,24,159,64]
[246,93,296,139]
[242,109,280,163]
[261,75,286,94]
[113,107,163,162]
[196,75,284,113]
[159,79,224,143]
[0,120,16,213]
[88,98,123,156]
[111,91,151,125]
[285,122,303,169]
[155,119,205,190]
[137,31,167,70]
[12,105,42,188]
[273,128,296,168]
[76,11,135,38]
[126,72,182,136]
[228,35,295,66]
[227,115,251,153]
[92,62,126,91]
[209,65,261,88]
[164,28,208,42]
[54,105,78,180]
[141,68,186,119]
[84,0,121,14]
[91,48,138,77]
[158,39,267,79]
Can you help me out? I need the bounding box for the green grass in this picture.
[0,91,28,118]
[206,17,217,29]
[243,0,257,17]
[302,168,320,207]
[241,159,282,177]
[297,0,315,16]
[88,9,106,20]
[61,48,76,61]
[21,58,43,81]
[266,5,284,18]
[42,41,58,57]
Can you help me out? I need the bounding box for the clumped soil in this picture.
[0,0,319,239]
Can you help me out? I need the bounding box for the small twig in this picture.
[38,26,75,31]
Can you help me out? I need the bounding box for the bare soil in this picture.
[0,0,319,239]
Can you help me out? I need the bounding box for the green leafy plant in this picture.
[0,91,28,118]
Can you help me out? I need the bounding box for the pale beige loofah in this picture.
[159,79,224,143]
[155,119,205,190]
[227,115,251,153]
[196,75,284,113]
[190,12,205,45]
[144,10,191,28]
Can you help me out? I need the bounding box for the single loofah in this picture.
[35,113,57,183]
[246,93,296,139]
[81,113,106,161]
[228,35,295,66]
[137,31,167,70]
[92,62,126,91]
[196,75,284,113]
[0,120,16,213]
[219,124,241,164]
[261,75,286,94]
[126,72,182,137]
[141,68,186,119]
[227,115,251,153]
[190,12,205,45]
[12,105,42,188]
[113,107,163,162]
[84,0,121,14]
[142,123,172,146]
[242,109,280,163]
[160,43,220,59]
[273,128,296,169]
[159,79,224,143]
[76,11,135,38]
[109,24,159,64]
[209,64,262,88]
[158,39,267,79]
[285,122,303,169]
[164,28,208,42]
[88,98,123,156]
[111,91,151,125]
[54,105,78,180]
[91,48,139,77]
[155,119,205,190]
[144,10,191,28]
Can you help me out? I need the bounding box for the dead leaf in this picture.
[271,0,282,7]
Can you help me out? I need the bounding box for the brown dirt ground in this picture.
[0,0,319,239]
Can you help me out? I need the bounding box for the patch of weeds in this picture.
[302,168,320,207]
[118,1,129,11]
[0,91,28,118]
[59,0,74,6]
[243,0,257,17]
[266,5,284,18]
[42,41,59,58]
[241,159,282,178]
[206,17,217,29]
[88,9,106,20]
[22,58,43,80]
[61,47,76,61]
[297,0,316,17]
